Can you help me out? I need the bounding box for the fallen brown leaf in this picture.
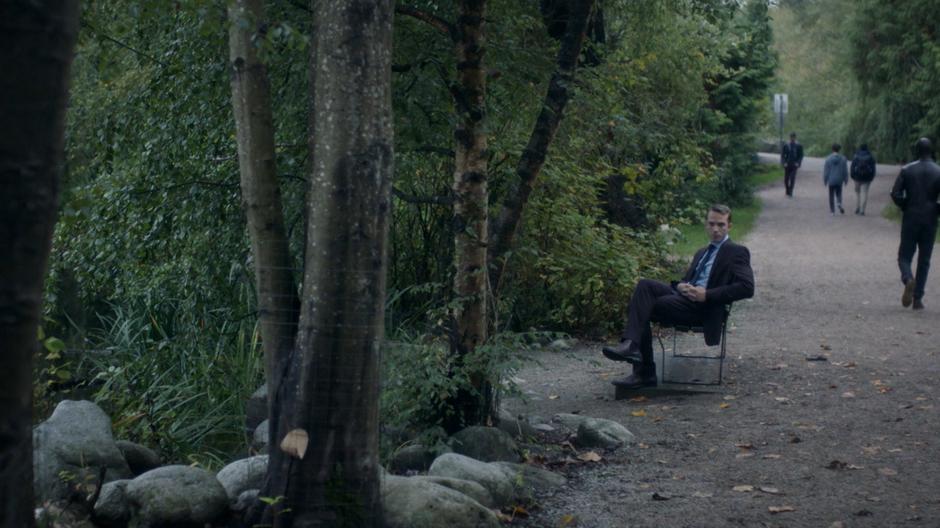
[769,506,796,514]
[558,514,577,526]
[631,409,647,417]
[735,443,754,449]
[719,403,731,409]
[549,394,560,400]
[629,396,649,402]
[759,486,782,494]
[878,467,898,476]
[577,451,603,462]
[763,454,782,459]
[732,485,754,492]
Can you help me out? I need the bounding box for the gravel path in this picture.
[508,155,940,527]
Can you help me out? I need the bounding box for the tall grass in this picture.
[84,300,264,468]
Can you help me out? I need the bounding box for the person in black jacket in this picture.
[891,137,940,310]
[850,144,877,215]
[781,132,804,198]
[601,204,755,389]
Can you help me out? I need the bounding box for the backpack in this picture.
[853,152,875,181]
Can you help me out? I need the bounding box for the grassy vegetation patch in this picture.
[670,163,781,258]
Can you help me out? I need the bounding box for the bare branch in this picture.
[392,186,454,206]
[396,5,456,41]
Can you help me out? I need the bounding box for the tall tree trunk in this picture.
[0,1,79,525]
[446,0,490,431]
[228,0,299,425]
[488,0,595,292]
[258,1,394,526]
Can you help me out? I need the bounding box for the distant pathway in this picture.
[511,155,940,527]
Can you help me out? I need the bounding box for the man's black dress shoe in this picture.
[602,340,642,363]
[611,373,657,389]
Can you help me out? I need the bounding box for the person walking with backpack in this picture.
[781,132,804,198]
[851,144,877,215]
[823,143,849,215]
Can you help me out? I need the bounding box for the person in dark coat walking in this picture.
[850,144,877,215]
[601,204,755,389]
[781,132,804,198]
[891,137,940,310]
[823,143,849,215]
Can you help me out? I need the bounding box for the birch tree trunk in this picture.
[447,0,490,431]
[258,1,394,526]
[228,0,299,418]
[488,0,595,291]
[0,1,79,525]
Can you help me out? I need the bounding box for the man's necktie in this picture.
[692,244,717,284]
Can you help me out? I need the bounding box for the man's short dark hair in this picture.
[832,143,841,152]
[789,132,797,139]
[915,137,933,158]
[860,143,868,150]
[709,204,732,223]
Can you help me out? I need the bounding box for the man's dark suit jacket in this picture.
[781,142,804,167]
[671,240,754,346]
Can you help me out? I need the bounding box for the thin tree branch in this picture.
[392,186,454,206]
[80,20,168,67]
[396,5,456,41]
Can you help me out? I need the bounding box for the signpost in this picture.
[774,93,789,148]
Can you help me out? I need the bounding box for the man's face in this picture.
[705,211,731,243]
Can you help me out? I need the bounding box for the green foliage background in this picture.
[41,0,777,462]
[769,0,940,161]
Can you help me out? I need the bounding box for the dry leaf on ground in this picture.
[759,486,782,494]
[732,485,754,492]
[631,409,647,417]
[577,451,603,462]
[769,506,795,514]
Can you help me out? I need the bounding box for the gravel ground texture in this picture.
[506,154,940,528]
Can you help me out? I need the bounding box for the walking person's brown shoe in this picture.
[902,278,915,307]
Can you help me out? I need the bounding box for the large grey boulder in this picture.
[216,455,268,502]
[382,475,499,528]
[115,440,161,476]
[124,465,228,527]
[496,409,538,440]
[93,480,131,526]
[450,426,520,462]
[575,417,636,449]
[252,419,270,453]
[553,412,590,431]
[412,476,494,508]
[33,400,132,503]
[388,444,436,473]
[492,462,566,503]
[245,384,268,434]
[428,453,514,507]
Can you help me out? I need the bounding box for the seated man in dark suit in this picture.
[602,204,755,389]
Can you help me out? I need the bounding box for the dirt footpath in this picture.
[508,155,940,527]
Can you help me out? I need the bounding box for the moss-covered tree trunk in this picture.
[228,0,299,420]
[447,0,491,431]
[0,1,78,525]
[257,1,394,526]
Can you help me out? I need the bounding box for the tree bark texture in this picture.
[0,1,79,525]
[447,0,490,430]
[228,0,299,415]
[261,1,394,526]
[488,0,595,292]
